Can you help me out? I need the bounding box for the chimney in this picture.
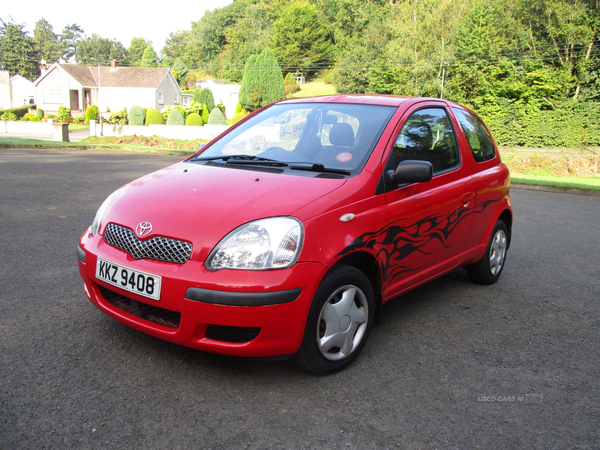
[111,59,117,69]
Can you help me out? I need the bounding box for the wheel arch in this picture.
[498,208,513,249]
[334,251,383,325]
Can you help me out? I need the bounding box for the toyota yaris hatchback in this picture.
[77,95,512,374]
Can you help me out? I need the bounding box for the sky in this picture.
[2,0,234,55]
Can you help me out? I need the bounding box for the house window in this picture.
[158,93,164,105]
[43,89,62,104]
[174,95,178,104]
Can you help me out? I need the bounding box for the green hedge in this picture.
[479,100,600,149]
[0,105,32,119]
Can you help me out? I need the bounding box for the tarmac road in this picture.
[1,148,599,449]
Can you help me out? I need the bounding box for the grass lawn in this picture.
[0,136,194,155]
[511,174,600,191]
[69,124,90,130]
[290,82,336,98]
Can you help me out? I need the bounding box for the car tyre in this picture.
[468,220,508,285]
[293,264,374,375]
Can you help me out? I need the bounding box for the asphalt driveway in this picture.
[0,148,598,449]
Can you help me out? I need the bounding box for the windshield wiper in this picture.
[288,163,352,175]
[194,155,287,166]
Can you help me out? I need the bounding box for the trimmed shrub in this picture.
[285,84,301,95]
[201,104,209,124]
[2,111,18,121]
[284,72,297,85]
[235,102,243,114]
[207,107,227,125]
[216,101,226,116]
[185,112,204,126]
[128,105,145,126]
[184,100,203,117]
[167,108,185,125]
[231,111,249,124]
[86,105,100,122]
[145,108,164,125]
[161,105,186,122]
[73,116,86,124]
[195,87,215,112]
[36,109,43,120]
[22,112,39,121]
[57,106,73,123]
[108,108,128,124]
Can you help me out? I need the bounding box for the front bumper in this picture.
[77,230,326,358]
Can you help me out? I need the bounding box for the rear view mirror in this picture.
[387,160,433,185]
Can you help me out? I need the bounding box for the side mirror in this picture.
[386,160,433,185]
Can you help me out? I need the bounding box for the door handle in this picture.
[460,192,474,204]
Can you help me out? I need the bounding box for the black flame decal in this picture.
[338,198,502,283]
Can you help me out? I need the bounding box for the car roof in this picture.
[279,94,451,107]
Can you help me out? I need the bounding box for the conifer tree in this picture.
[0,20,39,81]
[239,48,285,111]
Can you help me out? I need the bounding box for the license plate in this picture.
[96,258,162,300]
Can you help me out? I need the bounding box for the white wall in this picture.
[90,122,230,141]
[10,76,36,107]
[198,80,241,119]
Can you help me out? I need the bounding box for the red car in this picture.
[77,95,512,374]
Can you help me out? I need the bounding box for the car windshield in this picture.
[193,102,396,175]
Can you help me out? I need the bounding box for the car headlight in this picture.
[207,217,304,270]
[90,189,123,236]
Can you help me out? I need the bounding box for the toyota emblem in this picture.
[135,222,153,237]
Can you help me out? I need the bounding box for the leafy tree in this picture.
[140,43,158,67]
[60,23,84,62]
[0,19,39,80]
[190,1,247,65]
[270,1,334,76]
[75,34,128,66]
[368,57,400,94]
[33,18,61,63]
[161,30,193,67]
[128,37,147,66]
[172,58,188,86]
[215,2,271,81]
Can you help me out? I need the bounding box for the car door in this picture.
[380,103,476,300]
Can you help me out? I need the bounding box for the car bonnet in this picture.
[99,161,347,261]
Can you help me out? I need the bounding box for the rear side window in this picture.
[452,108,496,162]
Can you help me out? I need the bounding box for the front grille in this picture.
[104,223,192,264]
[205,325,261,343]
[99,286,181,329]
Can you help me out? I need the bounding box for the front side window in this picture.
[452,108,496,162]
[195,102,396,175]
[385,107,460,177]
